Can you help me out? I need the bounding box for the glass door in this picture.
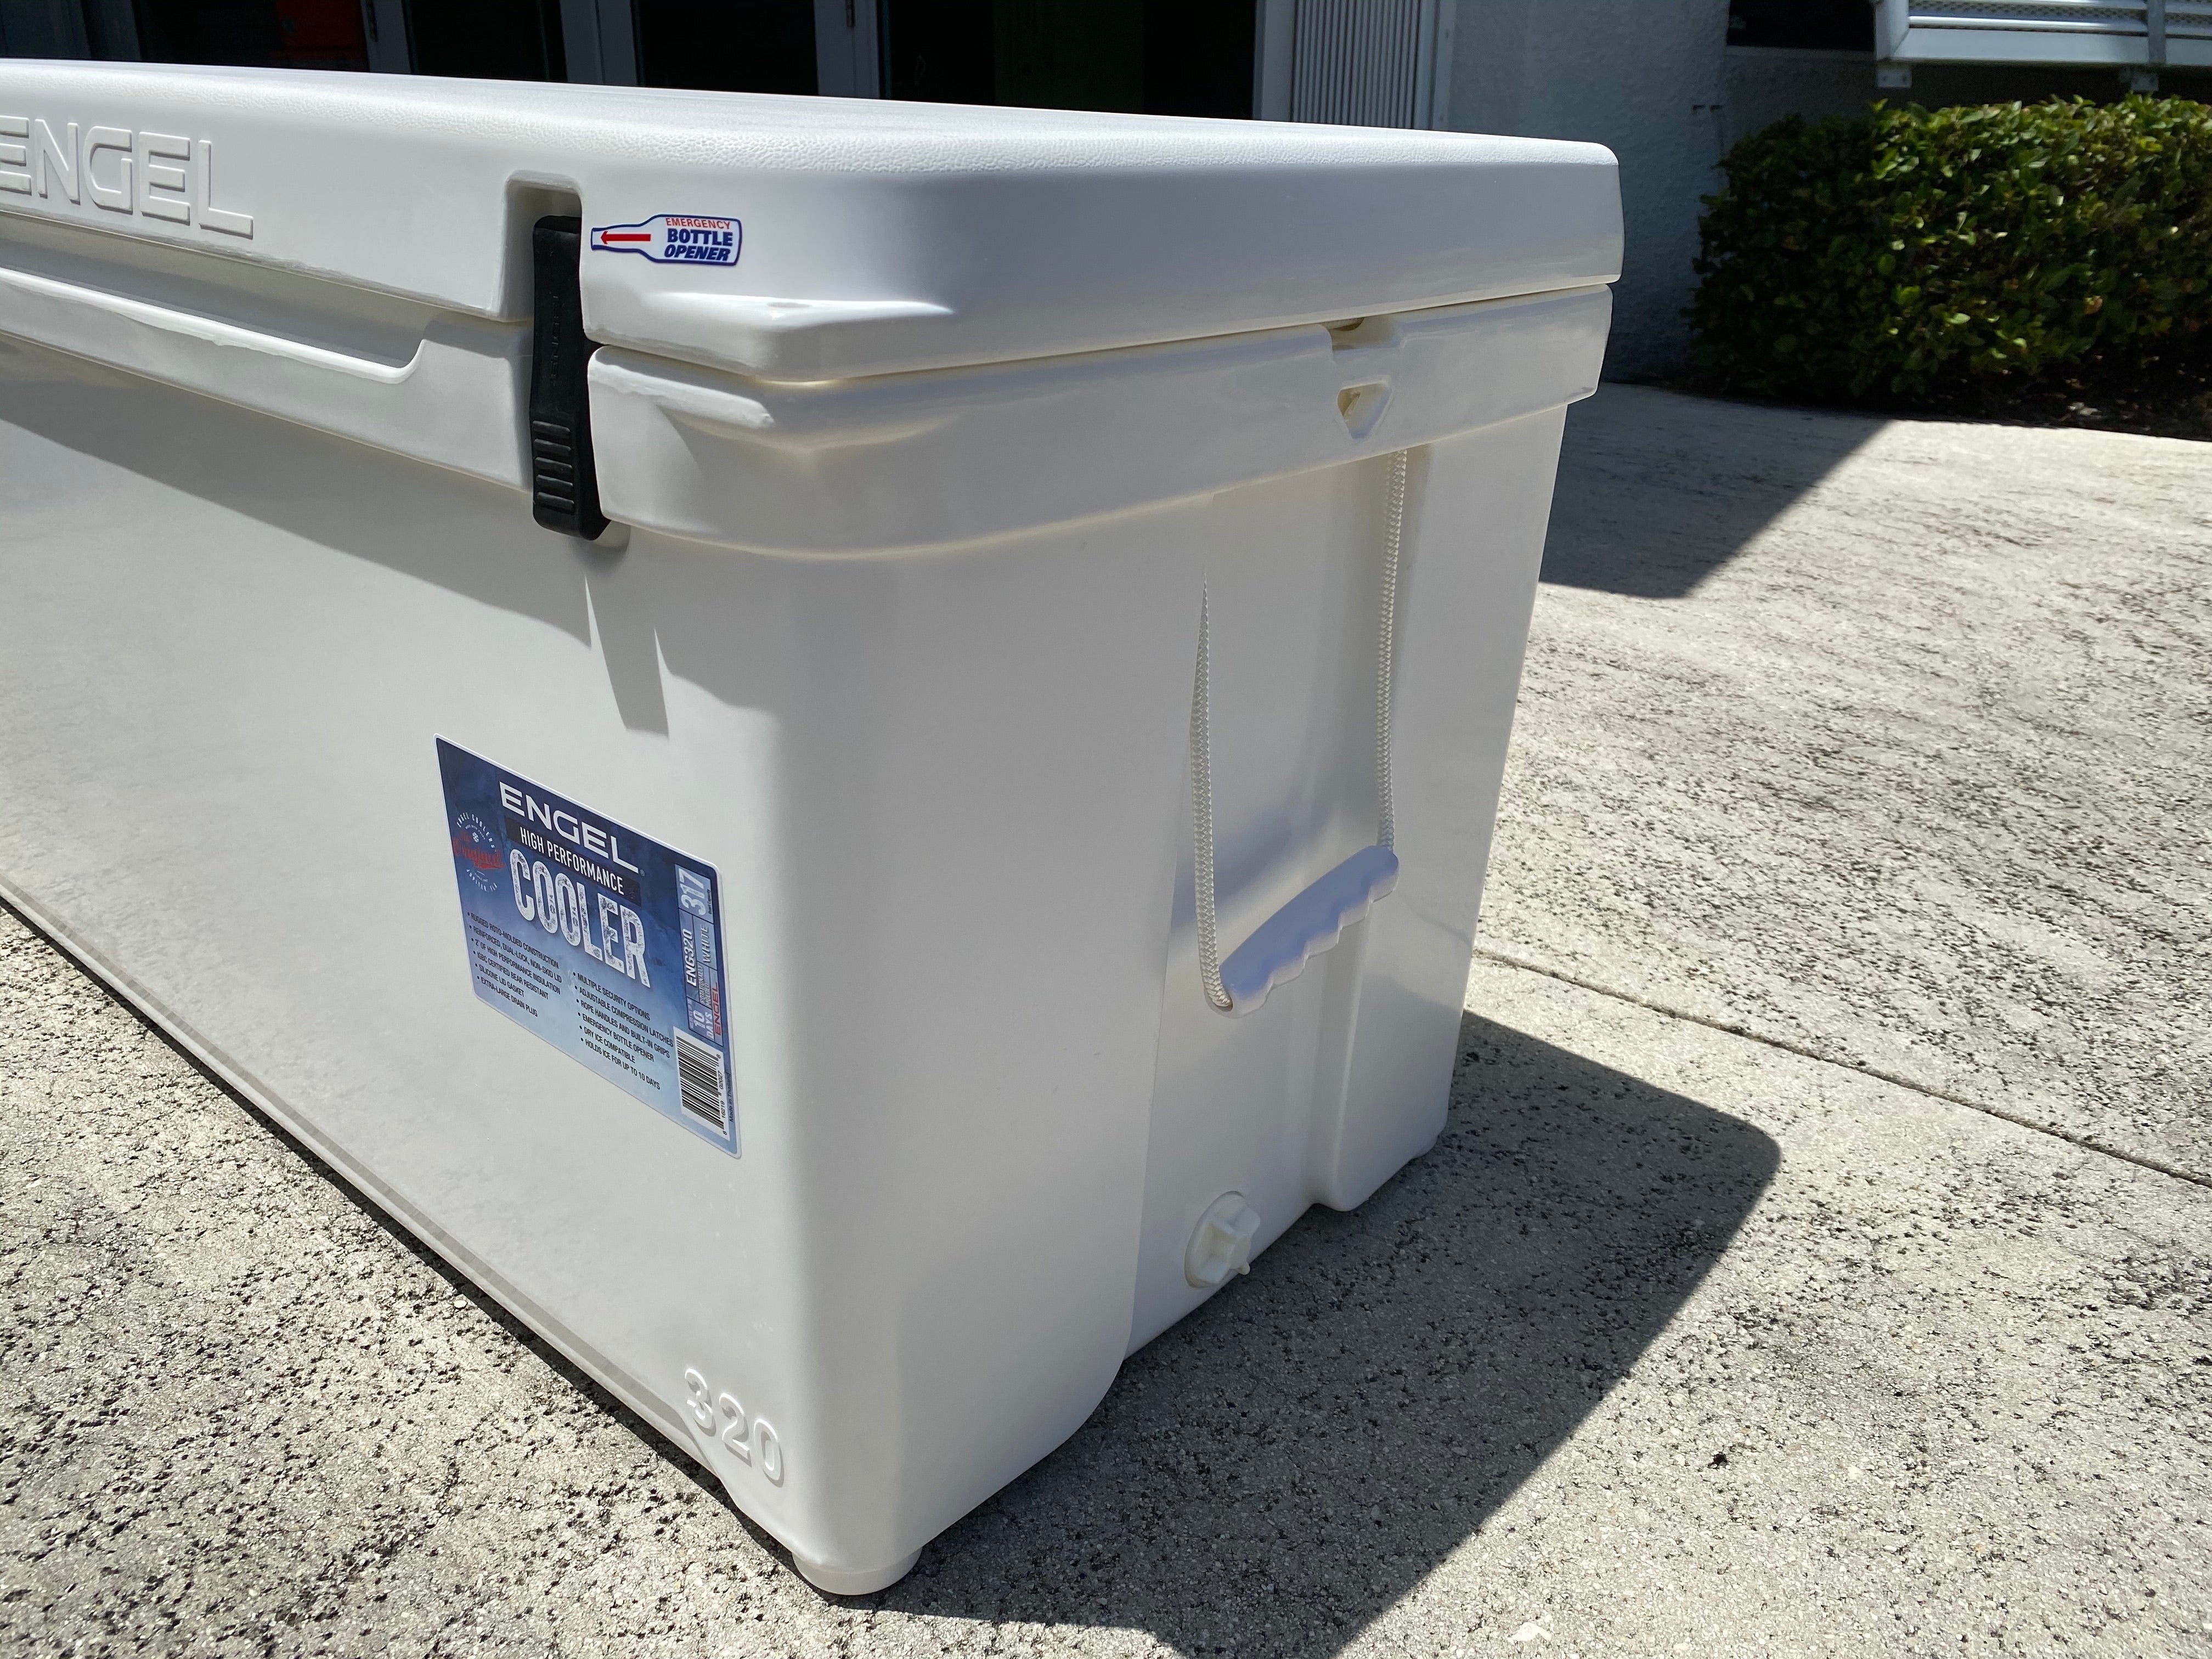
[878,0,1255,116]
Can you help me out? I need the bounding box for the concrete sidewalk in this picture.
[1492,387,2212,1181]
[3,388,2208,1657]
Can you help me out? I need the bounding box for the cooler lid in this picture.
[0,64,1619,381]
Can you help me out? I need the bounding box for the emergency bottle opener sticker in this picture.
[588,213,740,264]
[436,739,737,1155]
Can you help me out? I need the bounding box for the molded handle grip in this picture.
[0,262,524,489]
[1191,448,1412,1016]
[1218,843,1398,1016]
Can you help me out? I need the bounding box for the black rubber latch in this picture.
[528,216,607,540]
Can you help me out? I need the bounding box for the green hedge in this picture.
[1689,96,2212,403]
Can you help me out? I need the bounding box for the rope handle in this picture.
[1193,448,1410,1015]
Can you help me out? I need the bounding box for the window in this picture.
[1728,0,1876,52]
[129,0,371,69]
[404,0,566,79]
[636,0,819,95]
[880,0,1254,117]
[129,1,567,76]
[5,0,1269,112]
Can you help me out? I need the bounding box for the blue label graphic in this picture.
[589,213,741,265]
[437,739,737,1155]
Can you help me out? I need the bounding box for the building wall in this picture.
[1447,0,1733,381]
[1449,10,2211,382]
[1724,50,2212,150]
[1718,49,1877,151]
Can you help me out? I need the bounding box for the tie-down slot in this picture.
[1327,315,1401,440]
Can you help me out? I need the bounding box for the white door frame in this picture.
[1254,0,1456,127]
[815,0,883,97]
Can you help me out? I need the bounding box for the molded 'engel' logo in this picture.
[0,115,254,238]
[590,213,740,266]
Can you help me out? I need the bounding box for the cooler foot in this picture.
[793,1549,922,1595]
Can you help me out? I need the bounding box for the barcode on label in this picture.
[673,1027,729,1134]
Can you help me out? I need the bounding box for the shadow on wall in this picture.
[877,1008,1780,1657]
[1541,385,1888,600]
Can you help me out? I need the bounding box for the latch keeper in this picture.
[528,216,607,540]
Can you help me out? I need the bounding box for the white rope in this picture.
[1192,448,1410,1012]
[1376,447,1407,853]
[1192,586,1230,1011]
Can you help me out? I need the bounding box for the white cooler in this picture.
[0,64,1617,1592]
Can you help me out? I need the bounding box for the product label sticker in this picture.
[437,738,737,1155]
[588,213,741,265]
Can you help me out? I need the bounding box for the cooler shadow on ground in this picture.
[2,893,1763,1659]
[872,1007,1781,1658]
[1541,386,1888,600]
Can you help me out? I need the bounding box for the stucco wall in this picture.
[1448,0,1732,380]
[1724,50,2212,151]
[1449,15,2210,382]
[1720,49,1877,153]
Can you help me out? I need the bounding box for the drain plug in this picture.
[1185,1193,1261,1289]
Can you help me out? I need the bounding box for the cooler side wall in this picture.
[1313,411,1570,1211]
